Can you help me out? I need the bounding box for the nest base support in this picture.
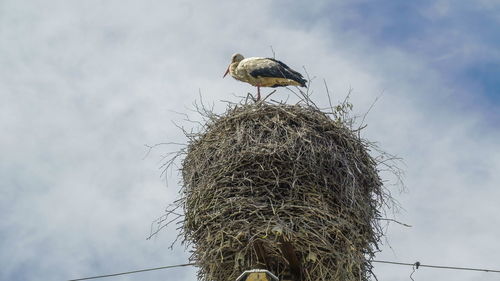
[236,269,279,281]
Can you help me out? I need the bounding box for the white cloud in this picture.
[1,0,499,280]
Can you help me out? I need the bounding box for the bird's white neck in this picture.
[229,61,241,76]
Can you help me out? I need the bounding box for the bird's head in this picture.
[223,53,244,78]
[230,53,244,63]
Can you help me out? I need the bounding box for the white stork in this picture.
[223,53,307,100]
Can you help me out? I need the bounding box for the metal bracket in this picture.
[235,269,279,281]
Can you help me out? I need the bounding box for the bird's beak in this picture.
[223,66,229,78]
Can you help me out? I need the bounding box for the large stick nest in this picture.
[178,100,394,281]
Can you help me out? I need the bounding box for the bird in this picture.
[223,53,307,100]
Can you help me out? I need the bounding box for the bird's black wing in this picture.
[249,58,307,87]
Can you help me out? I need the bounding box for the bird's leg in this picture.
[256,86,261,101]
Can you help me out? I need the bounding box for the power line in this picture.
[67,263,195,281]
[373,260,500,273]
[68,259,500,281]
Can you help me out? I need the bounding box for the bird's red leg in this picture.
[257,86,261,101]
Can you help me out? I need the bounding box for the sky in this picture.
[1,0,499,280]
